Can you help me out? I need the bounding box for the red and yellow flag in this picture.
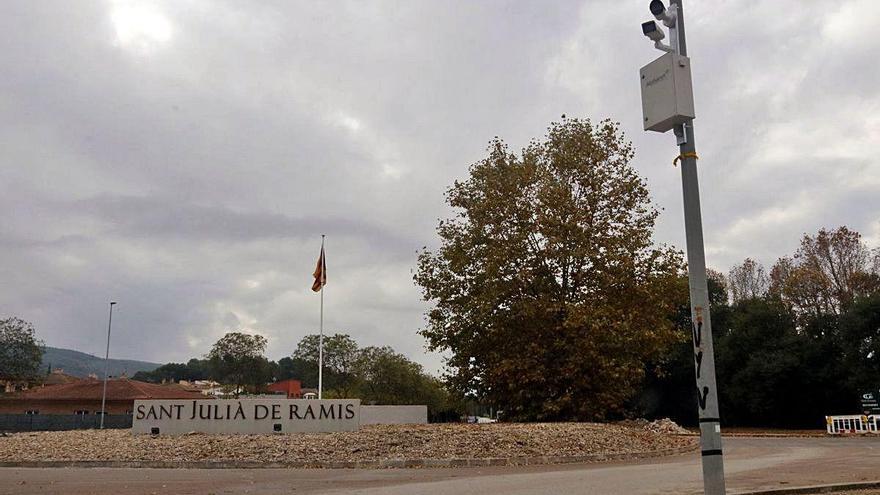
[311,245,326,292]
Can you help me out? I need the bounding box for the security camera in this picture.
[649,0,666,17]
[642,20,674,52]
[641,21,665,42]
[650,0,677,27]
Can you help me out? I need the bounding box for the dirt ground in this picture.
[0,422,695,464]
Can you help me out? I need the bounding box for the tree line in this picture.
[0,319,455,420]
[131,332,456,419]
[640,226,880,427]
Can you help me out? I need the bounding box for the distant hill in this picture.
[40,346,161,379]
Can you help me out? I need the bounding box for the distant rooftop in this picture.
[16,377,206,401]
[42,369,84,386]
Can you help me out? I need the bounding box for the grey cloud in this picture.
[1,0,877,374]
[70,194,409,248]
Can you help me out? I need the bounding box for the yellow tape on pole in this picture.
[673,152,699,167]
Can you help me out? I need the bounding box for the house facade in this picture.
[266,378,303,399]
[0,377,207,416]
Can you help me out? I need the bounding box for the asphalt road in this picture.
[1,437,878,495]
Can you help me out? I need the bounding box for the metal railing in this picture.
[0,413,132,432]
[826,415,879,435]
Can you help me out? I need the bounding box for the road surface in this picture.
[1,437,878,494]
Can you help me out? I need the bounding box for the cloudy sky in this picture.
[2,0,878,372]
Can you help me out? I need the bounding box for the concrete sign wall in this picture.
[361,405,427,425]
[132,399,360,435]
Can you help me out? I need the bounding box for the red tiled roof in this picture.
[43,372,83,386]
[18,378,206,401]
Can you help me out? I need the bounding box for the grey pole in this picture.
[99,301,116,429]
[671,1,726,493]
[318,234,325,400]
[318,278,324,400]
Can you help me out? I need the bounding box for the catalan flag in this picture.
[311,243,326,292]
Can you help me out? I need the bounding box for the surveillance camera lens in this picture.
[650,0,665,16]
[641,21,657,35]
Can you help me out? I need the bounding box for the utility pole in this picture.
[673,2,726,492]
[640,1,726,493]
[99,300,117,429]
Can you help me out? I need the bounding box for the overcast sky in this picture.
[2,1,878,373]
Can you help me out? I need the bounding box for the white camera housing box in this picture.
[640,52,695,132]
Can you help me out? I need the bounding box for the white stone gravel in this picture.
[644,418,691,435]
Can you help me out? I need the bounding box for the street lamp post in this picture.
[99,301,117,429]
[639,1,726,494]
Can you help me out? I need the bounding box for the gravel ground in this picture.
[0,423,695,463]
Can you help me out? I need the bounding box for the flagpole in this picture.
[318,234,324,400]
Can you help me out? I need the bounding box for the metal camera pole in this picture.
[670,1,726,493]
[99,301,117,429]
[640,0,726,492]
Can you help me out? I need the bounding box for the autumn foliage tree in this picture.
[415,118,685,421]
[727,258,769,303]
[770,227,880,319]
[640,227,880,427]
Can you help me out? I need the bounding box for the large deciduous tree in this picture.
[206,332,270,396]
[293,333,360,396]
[287,334,455,417]
[353,346,452,413]
[635,270,728,424]
[838,294,880,393]
[770,227,879,319]
[0,317,44,383]
[415,118,684,421]
[728,258,769,303]
[276,356,317,388]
